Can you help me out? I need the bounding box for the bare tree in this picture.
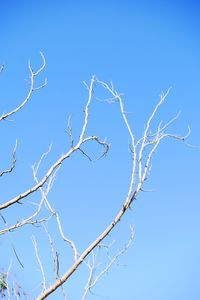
[0,54,190,299]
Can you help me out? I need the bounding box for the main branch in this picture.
[35,80,188,300]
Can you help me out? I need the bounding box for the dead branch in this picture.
[0,52,46,122]
[32,147,79,261]
[0,141,17,177]
[32,236,47,291]
[0,56,190,299]
[35,79,189,300]
[81,226,134,300]
[43,225,67,299]
[0,78,108,211]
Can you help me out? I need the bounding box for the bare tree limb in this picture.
[0,52,46,122]
[0,66,190,299]
[43,225,67,300]
[0,77,108,211]
[35,79,189,300]
[0,141,17,177]
[32,148,79,261]
[32,236,47,292]
[82,226,134,300]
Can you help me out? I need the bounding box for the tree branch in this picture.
[0,52,46,122]
[35,80,189,300]
[0,141,17,177]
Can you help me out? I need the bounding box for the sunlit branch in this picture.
[82,226,134,300]
[43,224,68,299]
[0,52,46,122]
[35,79,189,300]
[0,79,108,210]
[0,62,190,300]
[32,147,79,261]
[32,236,47,291]
[137,88,171,183]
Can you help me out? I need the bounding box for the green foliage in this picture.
[0,272,27,299]
[0,278,7,290]
[0,274,7,298]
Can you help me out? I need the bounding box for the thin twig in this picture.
[0,52,46,122]
[35,79,189,300]
[32,236,47,291]
[0,140,17,177]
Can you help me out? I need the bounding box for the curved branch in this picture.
[0,52,46,122]
[35,81,189,300]
[0,77,108,211]
[0,140,17,177]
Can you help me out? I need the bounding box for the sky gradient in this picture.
[0,1,200,299]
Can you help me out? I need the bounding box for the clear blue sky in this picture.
[0,1,200,299]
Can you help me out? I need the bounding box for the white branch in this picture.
[138,88,171,183]
[0,110,108,211]
[82,226,134,300]
[0,52,46,122]
[35,79,189,300]
[1,68,189,300]
[32,236,47,291]
[32,145,79,261]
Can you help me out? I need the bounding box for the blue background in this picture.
[0,1,200,299]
